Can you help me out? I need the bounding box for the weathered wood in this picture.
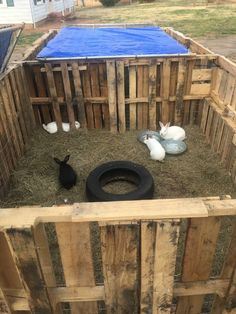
[129,65,137,129]
[61,62,76,128]
[176,217,221,314]
[90,64,103,128]
[98,63,110,129]
[5,228,52,313]
[106,61,118,132]
[149,62,157,129]
[152,220,180,314]
[101,224,138,314]
[161,59,171,124]
[116,61,126,132]
[137,65,144,129]
[71,62,87,128]
[175,60,186,125]
[45,63,62,129]
[55,222,98,314]
[2,197,236,228]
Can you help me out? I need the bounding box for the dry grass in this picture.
[1,124,235,208]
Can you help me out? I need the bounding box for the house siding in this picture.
[0,0,74,25]
[0,0,33,23]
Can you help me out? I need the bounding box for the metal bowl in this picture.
[160,139,187,155]
[137,130,162,143]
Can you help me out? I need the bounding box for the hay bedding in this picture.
[1,125,236,207]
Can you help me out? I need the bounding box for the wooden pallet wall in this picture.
[0,66,35,197]
[24,55,215,132]
[0,198,236,313]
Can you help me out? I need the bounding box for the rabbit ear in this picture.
[64,155,70,163]
[159,121,164,128]
[54,157,61,164]
[165,122,171,128]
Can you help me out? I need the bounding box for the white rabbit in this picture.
[144,135,165,162]
[159,121,186,141]
[42,121,80,134]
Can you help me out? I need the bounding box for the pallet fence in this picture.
[0,198,236,313]
[0,65,35,197]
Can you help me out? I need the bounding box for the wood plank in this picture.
[149,62,157,129]
[55,222,98,314]
[0,80,22,159]
[61,62,76,128]
[205,105,214,142]
[33,65,51,124]
[0,88,17,168]
[161,59,171,124]
[190,83,211,96]
[152,220,180,314]
[15,66,36,133]
[45,63,62,129]
[116,61,126,132]
[90,64,102,129]
[129,66,137,129]
[71,62,87,128]
[224,74,236,107]
[176,217,221,314]
[175,60,186,125]
[211,221,236,313]
[100,224,138,314]
[140,221,156,313]
[4,76,25,154]
[4,198,236,228]
[200,99,210,133]
[137,65,144,129]
[183,60,195,125]
[19,66,36,130]
[5,228,52,313]
[0,232,26,313]
[98,63,110,129]
[106,61,118,132]
[192,69,212,81]
[142,65,149,129]
[8,70,28,144]
[218,71,228,102]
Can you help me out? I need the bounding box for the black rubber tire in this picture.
[86,161,154,202]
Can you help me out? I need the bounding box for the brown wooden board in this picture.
[71,62,87,128]
[45,63,62,129]
[161,59,171,124]
[176,217,221,314]
[5,227,52,313]
[116,61,126,132]
[129,66,137,130]
[98,63,110,129]
[55,222,98,314]
[106,61,118,132]
[81,65,94,129]
[149,61,157,130]
[90,64,103,129]
[101,224,138,314]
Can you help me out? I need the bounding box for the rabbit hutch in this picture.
[0,24,236,314]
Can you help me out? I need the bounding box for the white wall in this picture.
[0,0,74,25]
[32,0,74,23]
[0,0,33,24]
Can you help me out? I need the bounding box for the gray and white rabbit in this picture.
[144,135,165,162]
[159,121,186,141]
[54,155,77,189]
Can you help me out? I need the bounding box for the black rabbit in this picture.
[54,155,77,189]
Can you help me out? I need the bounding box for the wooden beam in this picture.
[1,198,236,228]
[1,279,229,311]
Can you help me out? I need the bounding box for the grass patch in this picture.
[76,2,236,37]
[17,32,44,46]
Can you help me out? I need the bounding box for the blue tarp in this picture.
[37,26,189,59]
[0,30,13,71]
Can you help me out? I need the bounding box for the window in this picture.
[6,0,14,6]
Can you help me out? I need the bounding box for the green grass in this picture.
[76,1,236,37]
[17,32,44,46]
